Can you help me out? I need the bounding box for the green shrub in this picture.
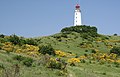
[49,61,62,69]
[47,59,62,69]
[102,72,106,75]
[46,58,67,70]
[85,50,88,52]
[114,62,120,67]
[114,33,118,36]
[0,34,5,38]
[0,38,7,43]
[24,39,38,46]
[61,33,68,38]
[39,45,55,56]
[8,34,21,45]
[91,49,97,53]
[22,57,34,67]
[7,34,37,46]
[80,59,86,63]
[13,55,34,67]
[52,35,61,39]
[80,33,89,39]
[110,47,120,56]
[13,55,25,62]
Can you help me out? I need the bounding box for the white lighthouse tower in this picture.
[74,4,82,26]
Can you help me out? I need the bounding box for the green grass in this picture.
[1,50,120,77]
[36,32,120,55]
[0,51,67,77]
[67,63,120,77]
[0,31,120,77]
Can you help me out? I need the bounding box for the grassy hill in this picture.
[0,25,120,77]
[36,26,120,55]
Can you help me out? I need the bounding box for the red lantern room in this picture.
[76,4,80,9]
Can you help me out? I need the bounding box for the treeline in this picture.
[0,34,37,46]
[61,25,98,37]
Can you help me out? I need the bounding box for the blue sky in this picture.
[0,0,120,37]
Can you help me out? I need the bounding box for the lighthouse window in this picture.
[76,17,77,19]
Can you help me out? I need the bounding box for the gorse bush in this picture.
[15,44,39,57]
[67,58,80,66]
[47,58,67,70]
[21,44,39,52]
[1,42,14,52]
[55,50,67,57]
[47,58,62,69]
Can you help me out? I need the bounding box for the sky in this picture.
[0,0,120,37]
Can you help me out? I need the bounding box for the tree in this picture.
[61,25,98,37]
[114,34,118,36]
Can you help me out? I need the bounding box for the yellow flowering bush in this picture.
[109,53,117,60]
[50,58,57,62]
[89,52,119,64]
[67,53,76,57]
[55,50,66,57]
[15,49,23,53]
[15,44,39,57]
[26,52,39,57]
[106,44,113,49]
[116,59,120,63]
[80,43,93,48]
[68,58,80,66]
[22,44,39,52]
[1,42,14,52]
[79,56,86,60]
[106,59,115,63]
[47,58,62,69]
[109,40,120,43]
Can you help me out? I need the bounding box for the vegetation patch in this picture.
[0,25,120,77]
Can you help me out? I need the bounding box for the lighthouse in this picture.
[74,4,82,26]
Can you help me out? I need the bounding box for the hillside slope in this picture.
[36,26,120,55]
[0,25,120,77]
